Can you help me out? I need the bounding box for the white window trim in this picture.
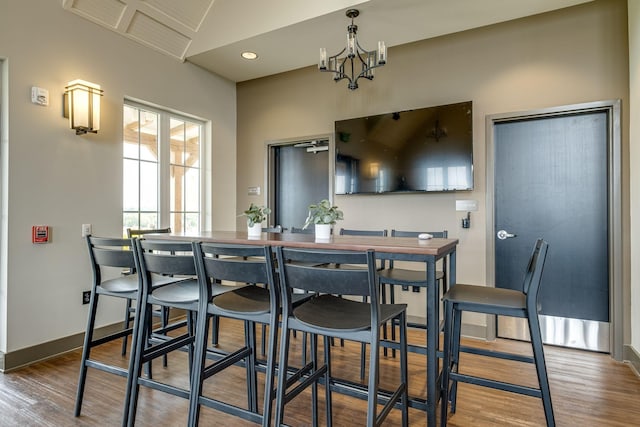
[124,98,210,232]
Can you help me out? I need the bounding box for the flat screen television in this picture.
[334,101,473,194]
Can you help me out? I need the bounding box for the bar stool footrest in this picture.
[449,372,543,398]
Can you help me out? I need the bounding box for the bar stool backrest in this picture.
[194,243,274,284]
[276,247,378,310]
[133,239,196,278]
[391,229,448,238]
[339,228,387,237]
[127,227,171,238]
[289,226,314,234]
[87,236,136,281]
[523,239,549,311]
[192,242,277,306]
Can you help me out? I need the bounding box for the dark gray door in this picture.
[494,111,609,352]
[272,142,329,230]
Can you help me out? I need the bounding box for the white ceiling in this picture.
[62,0,593,83]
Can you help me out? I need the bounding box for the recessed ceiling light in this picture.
[241,51,258,60]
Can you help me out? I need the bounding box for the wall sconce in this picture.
[64,80,102,135]
[455,199,479,229]
[368,162,380,179]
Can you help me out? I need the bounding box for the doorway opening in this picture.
[266,136,332,231]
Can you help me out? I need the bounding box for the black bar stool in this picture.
[188,242,279,426]
[440,238,555,426]
[274,246,409,427]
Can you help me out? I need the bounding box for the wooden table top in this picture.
[147,230,458,257]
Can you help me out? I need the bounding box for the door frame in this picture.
[264,133,334,227]
[486,100,623,360]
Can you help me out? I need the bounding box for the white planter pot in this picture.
[247,223,262,237]
[315,223,332,241]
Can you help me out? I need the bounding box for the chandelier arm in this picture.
[319,49,346,73]
[320,53,355,85]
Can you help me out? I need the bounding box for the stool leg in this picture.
[360,342,366,381]
[399,311,409,427]
[261,324,267,356]
[121,298,132,356]
[275,327,291,426]
[440,299,454,426]
[529,314,556,427]
[324,335,333,427]
[75,291,99,416]
[381,283,389,357]
[187,310,211,427]
[125,298,151,427]
[301,332,308,366]
[211,315,219,346]
[449,305,463,414]
[366,326,380,426]
[186,311,195,374]
[245,320,258,412]
[310,334,319,427]
[262,313,279,427]
[390,284,397,358]
[161,306,169,367]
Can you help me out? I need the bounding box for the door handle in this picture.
[497,229,516,240]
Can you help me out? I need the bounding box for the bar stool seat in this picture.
[444,284,525,310]
[99,272,176,293]
[149,279,199,303]
[294,294,403,332]
[212,285,271,314]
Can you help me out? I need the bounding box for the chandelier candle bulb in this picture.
[319,48,327,69]
[378,41,386,64]
[347,32,356,57]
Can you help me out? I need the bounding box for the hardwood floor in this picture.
[1,317,639,426]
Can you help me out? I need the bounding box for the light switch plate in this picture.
[455,199,478,212]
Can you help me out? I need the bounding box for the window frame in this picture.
[123,99,207,234]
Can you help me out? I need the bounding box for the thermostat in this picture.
[31,86,49,106]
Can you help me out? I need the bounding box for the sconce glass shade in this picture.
[65,79,102,135]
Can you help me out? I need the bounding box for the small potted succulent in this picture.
[240,203,271,237]
[303,199,344,240]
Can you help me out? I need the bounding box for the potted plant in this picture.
[303,199,344,240]
[240,203,271,237]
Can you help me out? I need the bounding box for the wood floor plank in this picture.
[0,318,638,426]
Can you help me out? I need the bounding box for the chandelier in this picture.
[318,9,386,90]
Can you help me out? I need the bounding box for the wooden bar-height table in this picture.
[150,230,458,426]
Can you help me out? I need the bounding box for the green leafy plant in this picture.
[303,199,344,229]
[240,203,271,227]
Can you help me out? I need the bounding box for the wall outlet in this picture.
[82,291,91,305]
[81,224,92,237]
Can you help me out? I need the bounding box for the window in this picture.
[123,102,203,235]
